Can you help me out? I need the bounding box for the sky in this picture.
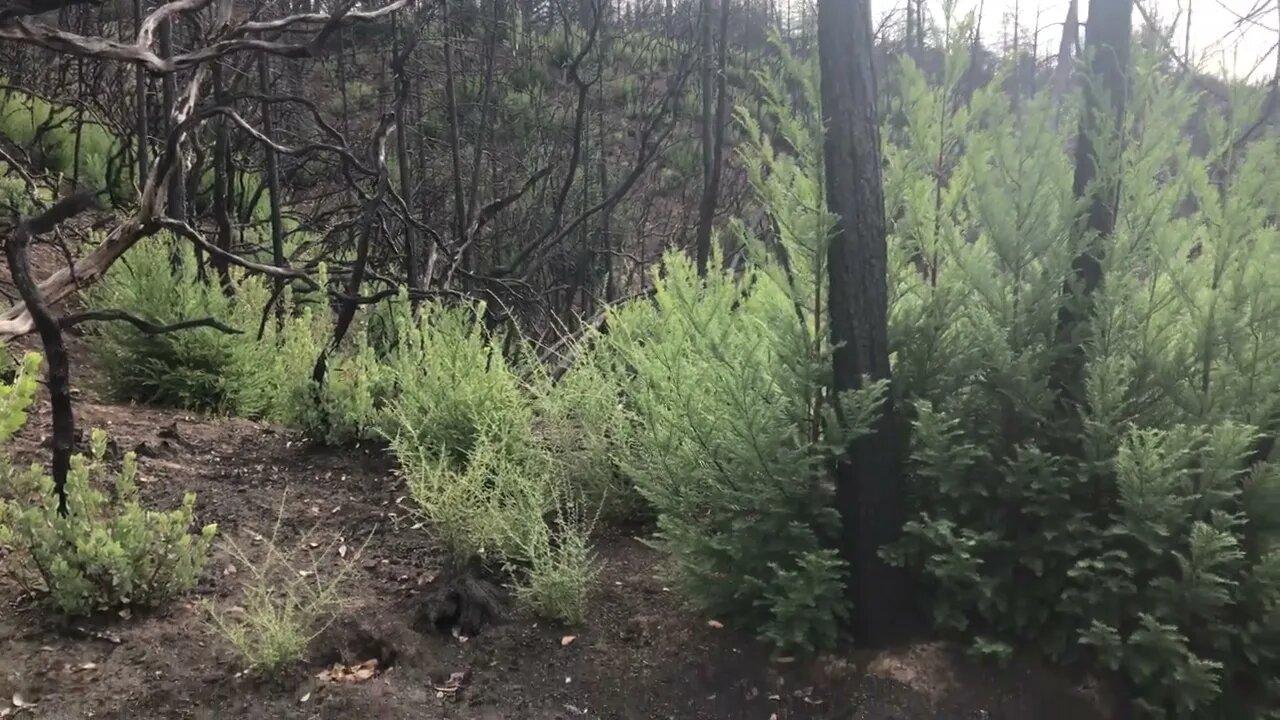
[872,0,1279,80]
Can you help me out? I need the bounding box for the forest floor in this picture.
[0,244,1112,718]
[0,391,1114,720]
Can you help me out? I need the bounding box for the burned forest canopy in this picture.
[2,0,1280,718]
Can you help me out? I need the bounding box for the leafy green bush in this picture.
[396,408,599,623]
[879,36,1280,717]
[0,85,129,196]
[206,492,358,674]
[607,250,876,653]
[385,300,532,459]
[0,163,34,215]
[84,240,369,438]
[86,236,263,412]
[601,48,882,653]
[547,36,581,69]
[531,342,635,520]
[381,299,604,622]
[397,428,533,563]
[508,61,552,94]
[0,355,216,616]
[505,487,598,625]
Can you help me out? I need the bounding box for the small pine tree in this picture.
[605,41,886,653]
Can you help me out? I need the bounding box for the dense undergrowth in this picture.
[2,22,1279,718]
[878,35,1280,719]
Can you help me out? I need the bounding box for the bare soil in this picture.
[0,384,1111,720]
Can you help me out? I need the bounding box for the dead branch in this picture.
[61,309,242,334]
[201,106,377,175]
[156,218,311,281]
[0,64,211,340]
[0,0,412,74]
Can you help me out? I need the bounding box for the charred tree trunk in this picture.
[443,0,469,271]
[132,0,148,187]
[596,5,616,302]
[1051,0,1079,122]
[159,17,186,225]
[817,0,908,647]
[393,19,419,293]
[211,60,235,293]
[694,0,729,278]
[5,192,97,516]
[1052,0,1132,423]
[312,114,395,398]
[257,51,288,317]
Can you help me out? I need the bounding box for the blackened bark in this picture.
[258,51,288,315]
[1051,0,1079,122]
[1053,0,1131,419]
[694,0,729,278]
[133,0,148,186]
[464,0,500,240]
[211,60,234,293]
[159,17,185,224]
[313,114,395,395]
[596,10,615,303]
[818,0,908,647]
[393,20,418,293]
[6,191,97,516]
[442,0,468,260]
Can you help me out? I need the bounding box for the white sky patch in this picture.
[872,0,1279,80]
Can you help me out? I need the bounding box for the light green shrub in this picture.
[0,356,216,616]
[600,44,883,654]
[505,488,598,625]
[398,422,599,624]
[0,84,129,195]
[397,428,529,563]
[384,299,533,460]
[206,492,358,674]
[383,299,604,622]
[86,236,263,412]
[84,240,373,440]
[531,341,634,520]
[0,164,33,215]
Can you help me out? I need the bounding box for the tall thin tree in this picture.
[818,0,909,646]
[257,50,288,317]
[1053,0,1132,424]
[694,0,729,277]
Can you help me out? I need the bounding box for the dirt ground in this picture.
[0,376,1112,719]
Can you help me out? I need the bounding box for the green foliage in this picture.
[601,45,880,654]
[0,359,216,616]
[397,429,538,563]
[506,489,598,626]
[381,299,600,623]
[548,36,582,69]
[85,242,374,440]
[0,162,35,214]
[531,341,634,520]
[82,237,603,620]
[395,395,598,625]
[508,61,552,94]
[0,85,128,197]
[86,236,263,412]
[387,300,532,459]
[0,353,40,445]
[880,32,1280,718]
[206,493,358,674]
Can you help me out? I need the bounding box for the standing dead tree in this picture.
[4,190,96,515]
[0,0,415,342]
[0,0,413,513]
